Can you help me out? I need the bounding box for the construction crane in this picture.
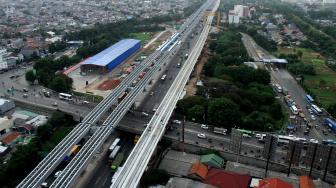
[203,11,221,28]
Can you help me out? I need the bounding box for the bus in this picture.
[311,104,322,116]
[237,129,253,136]
[277,135,296,145]
[290,105,298,115]
[322,139,336,146]
[275,84,282,93]
[324,118,336,132]
[59,93,73,101]
[111,153,124,172]
[161,74,167,81]
[109,146,121,163]
[213,127,227,135]
[109,138,120,152]
[305,95,314,104]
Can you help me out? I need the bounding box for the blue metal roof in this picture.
[83,39,141,66]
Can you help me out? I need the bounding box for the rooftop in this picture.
[200,154,224,168]
[204,168,251,188]
[189,162,208,180]
[0,98,11,106]
[159,150,200,177]
[165,177,216,188]
[2,132,20,145]
[82,39,140,67]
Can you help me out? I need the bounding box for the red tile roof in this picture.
[189,162,208,179]
[204,169,251,188]
[255,178,293,188]
[2,132,20,145]
[299,176,315,188]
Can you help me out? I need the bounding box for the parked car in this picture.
[311,115,316,121]
[172,120,181,124]
[201,124,209,129]
[309,139,318,144]
[197,133,206,139]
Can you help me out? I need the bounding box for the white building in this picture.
[0,49,8,71]
[234,5,250,18]
[0,117,14,136]
[228,10,240,24]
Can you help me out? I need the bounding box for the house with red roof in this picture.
[188,162,208,180]
[255,178,293,188]
[1,131,21,146]
[204,168,251,188]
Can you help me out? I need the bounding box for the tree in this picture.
[25,70,36,83]
[187,105,205,122]
[297,50,303,59]
[327,103,336,118]
[141,169,170,186]
[207,97,241,128]
[48,74,73,92]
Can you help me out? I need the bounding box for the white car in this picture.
[141,112,149,116]
[309,139,319,144]
[201,124,209,129]
[311,115,316,121]
[172,120,182,124]
[54,170,62,178]
[308,109,313,114]
[53,102,58,106]
[197,133,206,139]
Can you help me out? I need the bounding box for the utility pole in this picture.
[265,136,274,177]
[287,142,296,176]
[309,143,318,176]
[323,146,333,181]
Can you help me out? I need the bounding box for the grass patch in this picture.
[130,32,152,44]
[277,47,336,108]
[73,91,103,103]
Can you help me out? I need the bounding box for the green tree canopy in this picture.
[25,70,36,83]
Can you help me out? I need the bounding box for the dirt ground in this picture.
[185,42,210,97]
[88,30,173,94]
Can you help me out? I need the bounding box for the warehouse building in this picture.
[80,39,141,74]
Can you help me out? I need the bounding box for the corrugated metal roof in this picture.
[201,154,224,168]
[83,39,140,66]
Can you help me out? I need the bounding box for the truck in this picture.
[68,145,80,157]
[109,145,121,164]
[134,135,140,144]
[118,92,127,103]
[213,127,227,135]
[111,153,124,172]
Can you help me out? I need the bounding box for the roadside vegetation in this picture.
[176,28,286,131]
[276,47,336,109]
[0,112,75,188]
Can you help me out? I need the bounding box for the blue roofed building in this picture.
[80,39,141,74]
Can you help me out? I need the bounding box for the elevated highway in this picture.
[111,0,220,187]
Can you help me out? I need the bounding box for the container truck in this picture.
[111,153,124,172]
